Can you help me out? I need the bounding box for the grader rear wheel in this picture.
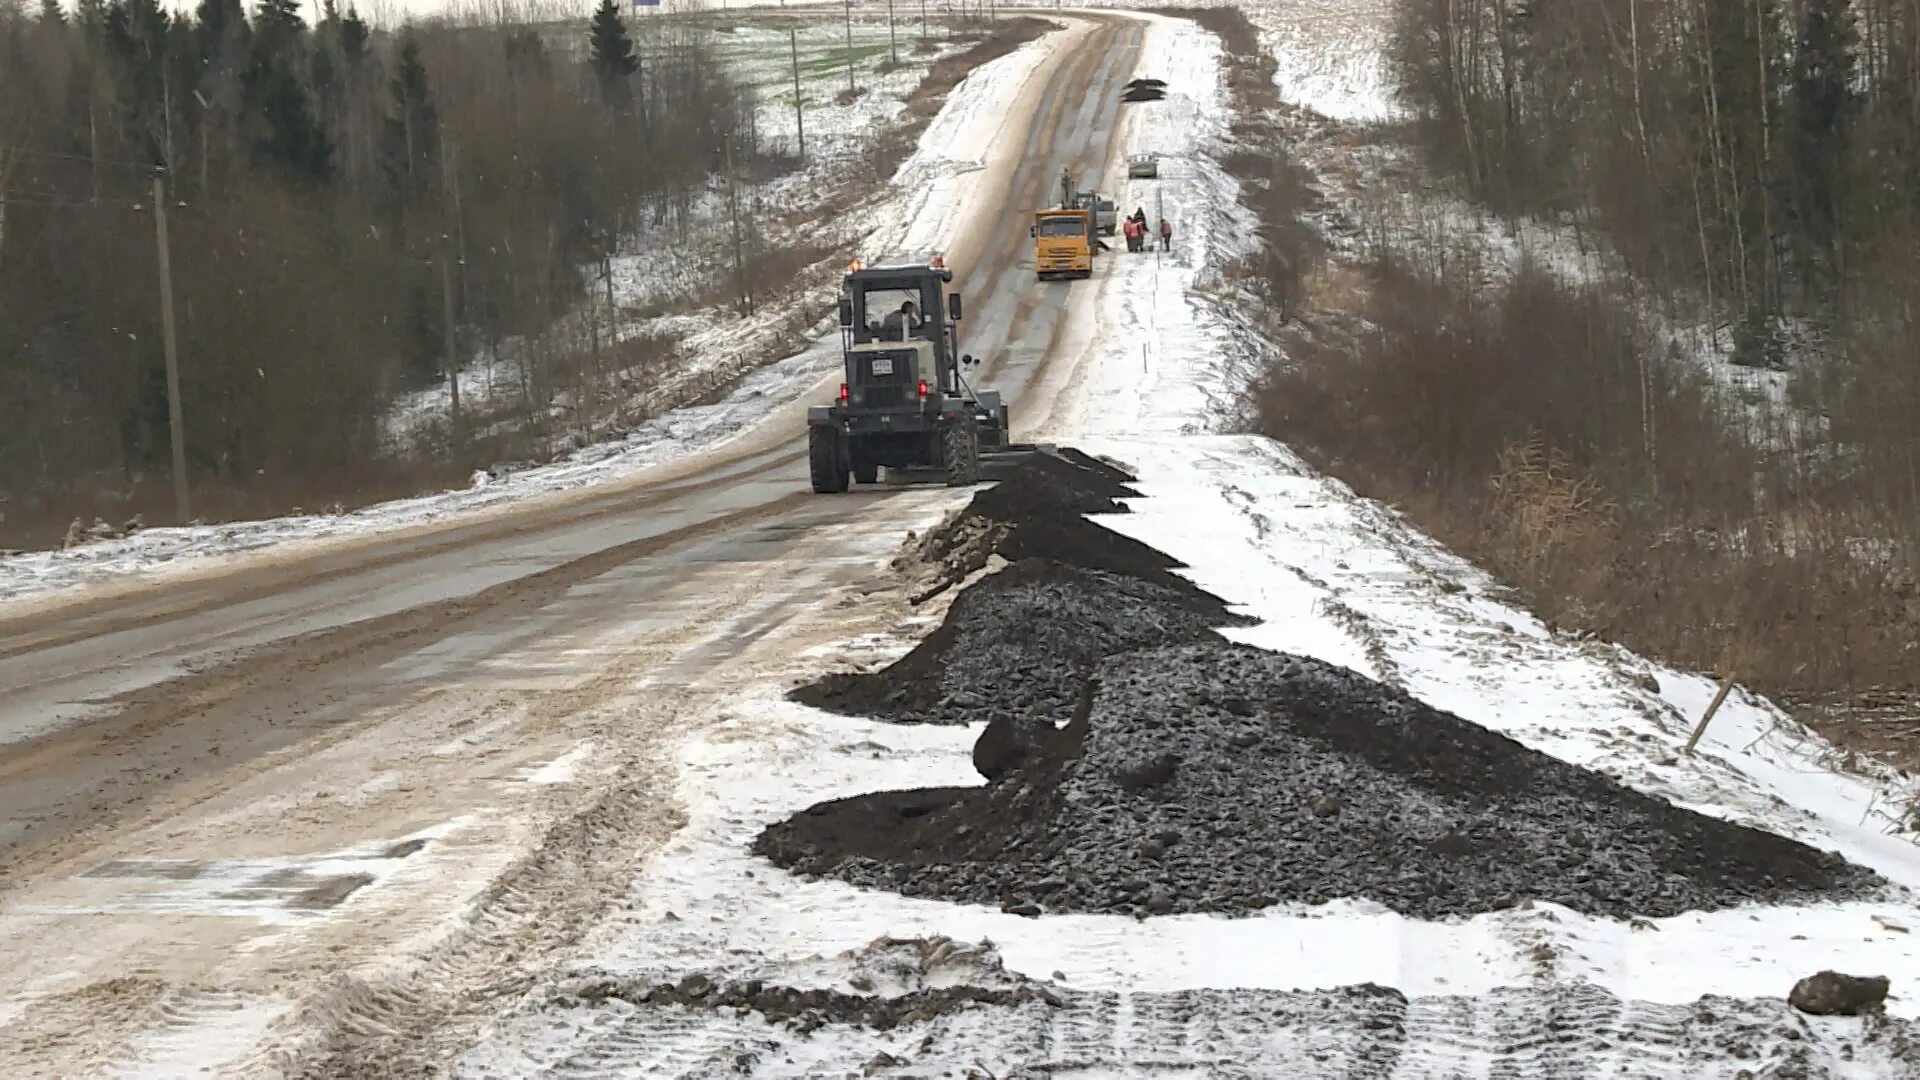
[943,422,981,488]
[809,426,849,493]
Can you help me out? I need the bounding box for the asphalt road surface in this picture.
[0,14,1146,1076]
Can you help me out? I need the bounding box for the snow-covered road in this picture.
[5,4,1919,1077]
[442,10,1920,1077]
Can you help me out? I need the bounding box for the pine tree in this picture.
[101,0,172,159]
[195,0,248,62]
[252,0,303,55]
[338,5,368,66]
[588,0,637,99]
[1788,0,1858,269]
[244,54,332,179]
[380,34,438,191]
[39,0,65,24]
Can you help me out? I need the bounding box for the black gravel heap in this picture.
[794,448,1252,732]
[762,452,1886,920]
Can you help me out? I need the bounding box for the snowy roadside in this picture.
[0,27,1059,610]
[381,18,976,453]
[1168,0,1814,444]
[445,10,1920,1074]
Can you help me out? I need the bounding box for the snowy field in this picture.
[446,10,1920,1074]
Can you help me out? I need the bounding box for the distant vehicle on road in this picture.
[1128,152,1160,179]
[1032,208,1094,279]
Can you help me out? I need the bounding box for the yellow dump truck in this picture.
[1032,207,1093,280]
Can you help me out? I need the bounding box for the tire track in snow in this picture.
[457,983,1915,1078]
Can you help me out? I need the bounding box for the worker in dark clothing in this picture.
[881,300,920,337]
[1159,218,1172,251]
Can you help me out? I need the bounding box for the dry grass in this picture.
[1160,6,1322,320]
[1252,253,1920,752]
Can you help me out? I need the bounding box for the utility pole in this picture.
[789,27,806,161]
[726,138,749,316]
[886,0,897,66]
[151,167,190,524]
[843,0,857,95]
[440,244,463,450]
[919,0,927,42]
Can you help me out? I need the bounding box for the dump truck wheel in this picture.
[944,422,980,487]
[809,426,849,493]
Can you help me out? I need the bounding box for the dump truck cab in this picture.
[1071,190,1118,235]
[1032,208,1093,280]
[805,255,1008,493]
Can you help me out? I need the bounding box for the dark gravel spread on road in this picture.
[761,450,1884,920]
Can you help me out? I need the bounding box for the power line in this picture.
[0,144,164,172]
[0,192,146,211]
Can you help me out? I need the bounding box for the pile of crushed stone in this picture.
[763,643,1882,919]
[794,449,1251,736]
[762,451,1884,920]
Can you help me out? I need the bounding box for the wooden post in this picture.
[843,0,857,94]
[727,138,749,316]
[152,169,190,523]
[1684,674,1738,755]
[440,246,462,450]
[887,0,897,65]
[790,27,806,161]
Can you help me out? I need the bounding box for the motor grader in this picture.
[805,254,1011,493]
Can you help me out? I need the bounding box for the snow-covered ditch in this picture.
[448,11,1920,1073]
[0,26,1058,608]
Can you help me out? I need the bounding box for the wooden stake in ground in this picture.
[1684,673,1738,755]
[790,27,806,161]
[887,0,897,65]
[727,138,750,316]
[440,245,463,450]
[843,0,857,94]
[152,168,191,523]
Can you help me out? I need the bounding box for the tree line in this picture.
[0,0,756,544]
[1390,0,1919,361]
[1389,0,1920,549]
[1257,0,1920,721]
